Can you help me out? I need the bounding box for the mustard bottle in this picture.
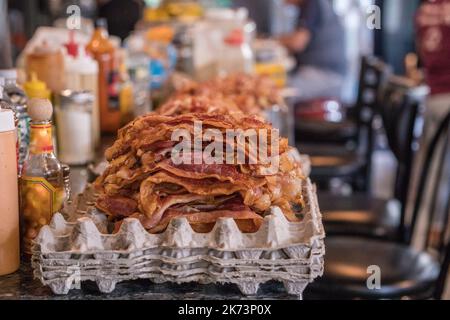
[24,73,51,100]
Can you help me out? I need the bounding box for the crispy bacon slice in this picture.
[96,195,138,218]
[144,209,263,233]
[95,112,306,234]
[172,74,285,116]
[157,95,243,117]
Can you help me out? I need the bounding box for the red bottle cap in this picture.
[65,30,79,58]
[224,29,244,46]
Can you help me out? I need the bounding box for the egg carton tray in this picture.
[32,178,324,298]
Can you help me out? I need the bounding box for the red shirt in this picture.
[416,0,450,95]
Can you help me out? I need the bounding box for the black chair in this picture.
[306,110,450,299]
[321,77,428,240]
[294,98,358,144]
[297,56,391,192]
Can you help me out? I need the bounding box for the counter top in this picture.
[0,264,299,300]
[0,137,302,300]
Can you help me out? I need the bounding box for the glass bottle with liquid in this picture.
[20,98,66,256]
[86,18,121,133]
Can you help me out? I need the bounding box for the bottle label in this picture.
[20,176,65,220]
[29,124,53,154]
[20,176,65,254]
[17,111,31,170]
[108,70,120,111]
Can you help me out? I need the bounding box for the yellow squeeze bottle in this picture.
[24,73,51,100]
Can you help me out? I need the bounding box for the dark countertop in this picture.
[0,264,300,300]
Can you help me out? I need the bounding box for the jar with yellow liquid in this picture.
[20,98,66,255]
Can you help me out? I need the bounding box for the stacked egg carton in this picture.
[31,178,324,298]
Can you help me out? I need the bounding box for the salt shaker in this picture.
[55,90,95,165]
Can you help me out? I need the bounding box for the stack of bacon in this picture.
[94,113,305,234]
[157,95,243,118]
[170,73,285,116]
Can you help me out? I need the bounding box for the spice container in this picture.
[0,109,20,275]
[20,98,66,255]
[55,90,94,165]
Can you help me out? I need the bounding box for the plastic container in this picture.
[64,47,100,147]
[25,42,66,94]
[23,73,51,99]
[0,69,30,174]
[0,109,20,275]
[218,28,254,76]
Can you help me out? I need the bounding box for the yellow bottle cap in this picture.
[24,73,51,99]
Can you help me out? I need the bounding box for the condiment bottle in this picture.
[0,69,30,174]
[86,18,121,133]
[20,98,66,256]
[219,28,254,76]
[0,109,20,275]
[64,47,100,147]
[23,73,51,100]
[64,30,79,58]
[25,41,66,94]
[0,79,19,170]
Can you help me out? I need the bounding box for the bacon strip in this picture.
[146,209,264,233]
[95,112,306,234]
[96,195,138,218]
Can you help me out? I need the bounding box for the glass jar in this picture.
[55,90,95,165]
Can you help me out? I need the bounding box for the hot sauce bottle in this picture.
[20,98,66,255]
[86,18,121,133]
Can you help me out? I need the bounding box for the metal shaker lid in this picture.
[59,90,94,110]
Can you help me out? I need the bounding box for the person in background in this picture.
[97,0,144,40]
[278,0,347,102]
[232,0,275,36]
[406,0,450,252]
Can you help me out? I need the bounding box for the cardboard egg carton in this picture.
[31,179,324,298]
